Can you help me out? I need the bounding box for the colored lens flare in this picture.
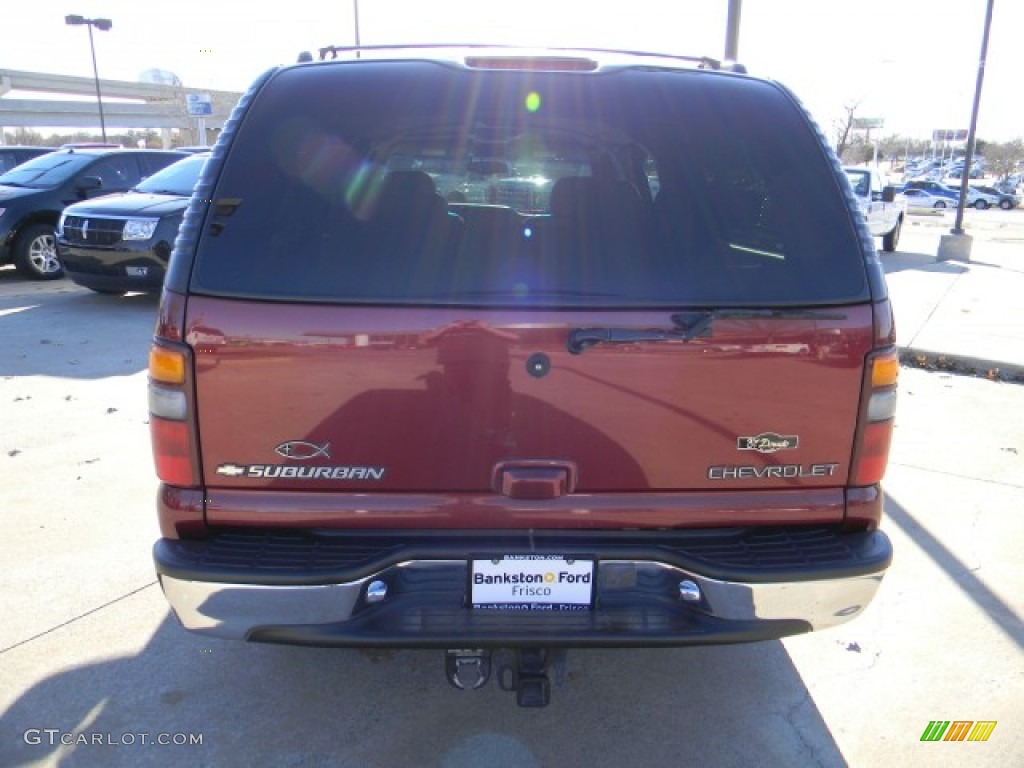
[525,92,541,112]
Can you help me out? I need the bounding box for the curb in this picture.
[898,346,1024,384]
[905,213,1024,239]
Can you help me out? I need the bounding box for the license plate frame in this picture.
[469,555,595,611]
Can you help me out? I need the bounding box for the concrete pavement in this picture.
[884,210,1024,382]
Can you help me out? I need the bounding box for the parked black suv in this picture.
[58,153,208,293]
[0,146,53,174]
[0,147,184,279]
[151,47,896,707]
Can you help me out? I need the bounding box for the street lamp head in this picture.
[65,13,112,142]
[64,15,112,30]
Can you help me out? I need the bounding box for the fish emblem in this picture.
[274,441,331,460]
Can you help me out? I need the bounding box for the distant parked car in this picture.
[0,146,53,174]
[904,179,960,203]
[904,188,955,210]
[0,147,186,279]
[971,185,1019,210]
[842,166,905,251]
[57,152,208,293]
[996,176,1021,195]
[964,187,1002,210]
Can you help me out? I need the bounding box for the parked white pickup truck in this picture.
[843,166,906,252]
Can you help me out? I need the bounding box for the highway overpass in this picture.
[0,68,242,144]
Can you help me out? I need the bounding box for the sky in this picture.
[3,0,1022,142]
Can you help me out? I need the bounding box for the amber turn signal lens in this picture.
[150,345,185,385]
[871,351,900,388]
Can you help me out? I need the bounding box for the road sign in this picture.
[852,118,885,130]
[186,93,213,117]
[932,129,968,142]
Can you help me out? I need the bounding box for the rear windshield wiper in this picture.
[567,308,847,354]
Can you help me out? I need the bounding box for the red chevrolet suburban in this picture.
[150,46,896,706]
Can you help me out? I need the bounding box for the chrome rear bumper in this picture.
[158,530,890,646]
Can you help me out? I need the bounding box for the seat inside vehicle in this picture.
[535,175,651,295]
[449,204,530,294]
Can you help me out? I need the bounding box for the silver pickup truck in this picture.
[843,166,906,252]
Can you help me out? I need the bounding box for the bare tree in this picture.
[841,136,873,166]
[833,100,861,158]
[4,128,45,146]
[878,135,929,166]
[983,139,1024,180]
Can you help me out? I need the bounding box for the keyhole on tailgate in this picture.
[526,353,551,378]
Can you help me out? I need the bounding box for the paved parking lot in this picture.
[0,266,1021,767]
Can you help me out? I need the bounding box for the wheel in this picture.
[974,199,988,210]
[999,200,1012,210]
[13,224,63,280]
[882,216,901,253]
[934,201,947,209]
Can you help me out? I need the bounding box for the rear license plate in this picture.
[126,266,149,277]
[470,555,594,610]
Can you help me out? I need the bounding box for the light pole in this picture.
[65,14,113,143]
[952,0,995,237]
[937,0,996,262]
[353,0,361,58]
[724,0,742,61]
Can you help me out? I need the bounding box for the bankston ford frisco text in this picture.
[471,556,595,607]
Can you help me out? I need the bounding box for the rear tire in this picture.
[934,201,947,209]
[882,217,901,253]
[14,224,64,280]
[999,200,1013,210]
[974,200,988,210]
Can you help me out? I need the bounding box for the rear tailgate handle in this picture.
[493,461,577,499]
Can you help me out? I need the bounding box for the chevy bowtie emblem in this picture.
[274,440,331,460]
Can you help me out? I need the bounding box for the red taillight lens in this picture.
[853,420,894,486]
[852,348,898,486]
[149,343,197,487]
[150,416,195,486]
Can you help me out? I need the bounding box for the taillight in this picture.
[149,343,197,487]
[851,347,898,486]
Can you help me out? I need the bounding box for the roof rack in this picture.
[304,44,746,73]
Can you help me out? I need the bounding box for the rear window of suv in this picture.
[191,60,867,308]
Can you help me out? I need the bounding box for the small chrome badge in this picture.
[274,441,331,460]
[737,433,799,453]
